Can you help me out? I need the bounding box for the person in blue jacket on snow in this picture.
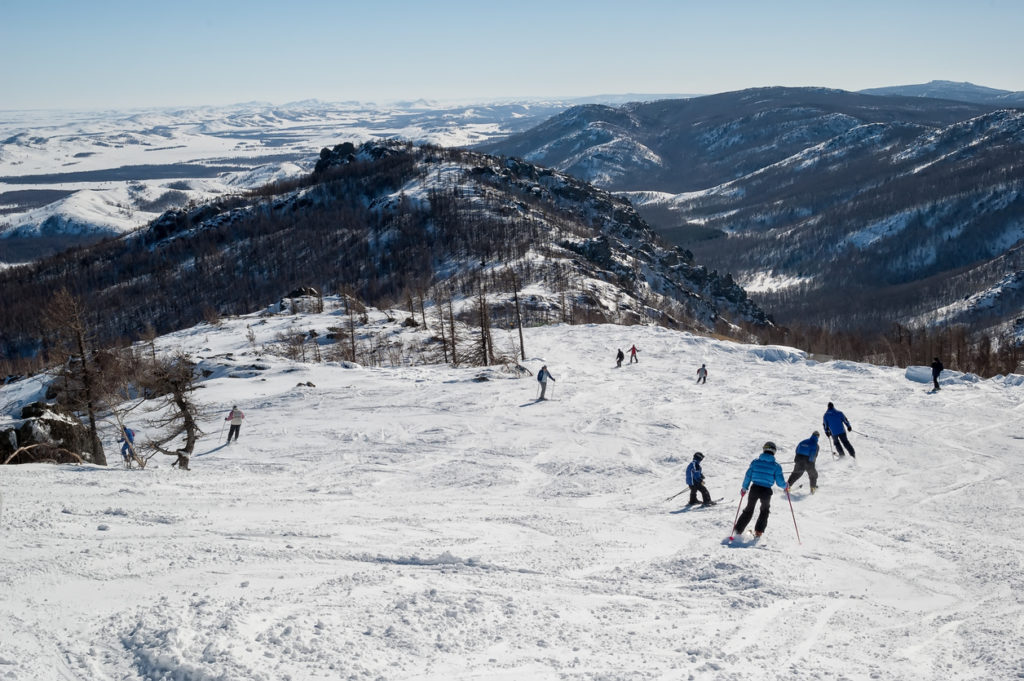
[118,426,135,466]
[732,441,789,538]
[537,365,555,401]
[823,402,856,458]
[685,452,715,506]
[787,431,820,493]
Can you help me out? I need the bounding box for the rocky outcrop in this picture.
[1,402,104,465]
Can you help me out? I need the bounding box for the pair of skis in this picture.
[727,487,802,545]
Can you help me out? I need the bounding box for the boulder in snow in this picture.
[0,401,103,465]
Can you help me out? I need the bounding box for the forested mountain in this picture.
[0,141,766,365]
[630,109,1024,333]
[481,87,1024,336]
[478,87,996,193]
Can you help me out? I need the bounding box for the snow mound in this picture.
[905,364,981,386]
[748,345,806,363]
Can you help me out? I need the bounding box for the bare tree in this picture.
[476,283,489,366]
[96,347,149,468]
[448,294,458,366]
[139,352,203,470]
[43,288,106,465]
[511,270,526,360]
[344,291,358,362]
[433,286,449,364]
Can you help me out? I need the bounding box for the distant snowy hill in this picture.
[860,80,1024,107]
[2,305,1022,679]
[0,140,767,362]
[483,87,1024,335]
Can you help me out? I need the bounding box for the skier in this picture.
[537,365,555,401]
[616,349,625,368]
[686,452,715,506]
[787,431,820,493]
[822,402,855,458]
[225,405,245,443]
[931,357,944,392]
[118,426,135,465]
[696,364,708,384]
[629,345,639,364]
[732,441,789,538]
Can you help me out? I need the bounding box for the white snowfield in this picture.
[1,317,1023,680]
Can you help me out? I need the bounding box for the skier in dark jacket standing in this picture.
[685,452,715,506]
[822,402,855,458]
[931,357,944,391]
[616,349,625,368]
[537,365,555,400]
[787,431,820,493]
[732,442,788,538]
[696,364,708,384]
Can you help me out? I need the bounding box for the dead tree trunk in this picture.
[513,277,526,361]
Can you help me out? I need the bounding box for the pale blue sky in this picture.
[2,0,1023,110]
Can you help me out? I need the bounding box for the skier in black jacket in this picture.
[931,357,944,391]
[685,452,714,506]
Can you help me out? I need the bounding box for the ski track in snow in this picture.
[1,320,1023,680]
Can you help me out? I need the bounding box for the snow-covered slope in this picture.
[1,308,1022,680]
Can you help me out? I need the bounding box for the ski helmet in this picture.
[693,452,704,461]
[812,430,820,437]
[763,441,777,454]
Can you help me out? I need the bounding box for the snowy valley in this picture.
[2,303,1023,680]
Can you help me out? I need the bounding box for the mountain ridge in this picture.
[481,86,1024,336]
[0,141,767,364]
[859,79,1024,107]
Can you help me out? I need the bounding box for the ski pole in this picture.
[786,487,802,545]
[219,419,226,442]
[665,488,687,502]
[727,491,746,542]
[826,435,837,461]
[850,429,871,438]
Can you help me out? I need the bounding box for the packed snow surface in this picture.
[1,317,1023,680]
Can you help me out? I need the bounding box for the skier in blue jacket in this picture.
[823,402,856,458]
[685,452,715,506]
[732,441,789,538]
[118,426,135,466]
[787,431,820,492]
